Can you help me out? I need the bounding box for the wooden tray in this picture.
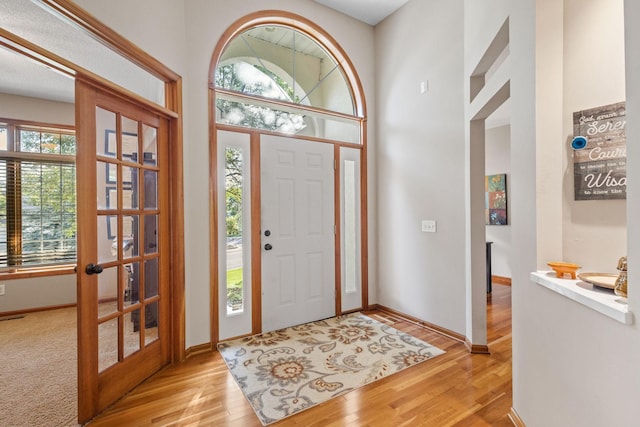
[577,273,618,289]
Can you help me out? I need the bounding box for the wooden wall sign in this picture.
[572,101,626,200]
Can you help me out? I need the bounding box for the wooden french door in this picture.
[76,80,171,423]
[260,135,335,332]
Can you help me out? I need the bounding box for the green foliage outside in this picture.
[226,267,243,308]
[214,63,306,134]
[225,147,243,238]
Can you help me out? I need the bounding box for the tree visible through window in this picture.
[225,146,244,313]
[0,123,76,269]
[215,62,306,134]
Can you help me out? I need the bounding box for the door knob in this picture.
[264,243,273,251]
[85,263,104,275]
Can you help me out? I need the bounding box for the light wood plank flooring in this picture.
[88,284,512,426]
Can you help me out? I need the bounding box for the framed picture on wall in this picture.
[485,173,507,225]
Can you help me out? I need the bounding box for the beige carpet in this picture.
[218,312,445,425]
[0,305,157,426]
[0,307,78,427]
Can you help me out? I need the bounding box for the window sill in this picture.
[530,271,632,324]
[0,265,76,280]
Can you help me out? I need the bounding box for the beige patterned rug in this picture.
[217,312,445,425]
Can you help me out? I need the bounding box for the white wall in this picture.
[0,93,74,126]
[512,0,640,425]
[76,0,376,348]
[0,274,76,313]
[375,0,466,335]
[561,0,627,273]
[72,0,188,77]
[485,124,512,278]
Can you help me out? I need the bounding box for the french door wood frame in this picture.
[1,2,185,423]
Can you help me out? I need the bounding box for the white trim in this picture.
[530,271,632,324]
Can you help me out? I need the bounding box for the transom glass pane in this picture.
[216,25,355,116]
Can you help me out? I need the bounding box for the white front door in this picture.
[261,135,335,332]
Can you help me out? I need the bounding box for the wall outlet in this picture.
[0,284,5,296]
[421,220,437,233]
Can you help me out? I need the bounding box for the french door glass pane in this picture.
[123,167,139,210]
[97,266,118,318]
[123,309,141,358]
[123,262,139,307]
[122,215,139,259]
[144,215,158,255]
[98,215,117,264]
[98,161,116,211]
[121,116,139,162]
[142,124,157,165]
[143,170,157,210]
[96,107,117,158]
[98,317,118,373]
[144,258,159,299]
[145,301,159,346]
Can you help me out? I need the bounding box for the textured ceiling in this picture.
[0,46,75,104]
[0,0,163,105]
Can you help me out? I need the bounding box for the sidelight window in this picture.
[225,146,245,314]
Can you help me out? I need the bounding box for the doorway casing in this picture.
[208,11,369,345]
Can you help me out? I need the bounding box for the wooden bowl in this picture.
[547,261,581,279]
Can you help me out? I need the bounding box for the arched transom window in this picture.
[214,23,363,144]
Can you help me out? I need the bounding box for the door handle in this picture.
[264,243,273,251]
[85,263,104,275]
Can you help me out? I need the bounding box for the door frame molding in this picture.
[213,128,366,343]
[209,11,369,346]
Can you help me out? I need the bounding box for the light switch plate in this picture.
[422,220,437,233]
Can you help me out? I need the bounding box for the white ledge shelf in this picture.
[530,271,633,325]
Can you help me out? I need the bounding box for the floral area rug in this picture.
[217,312,445,425]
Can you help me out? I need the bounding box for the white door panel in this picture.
[261,135,335,332]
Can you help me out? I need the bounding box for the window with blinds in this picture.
[0,122,76,270]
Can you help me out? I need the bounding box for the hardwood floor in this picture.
[88,284,512,426]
